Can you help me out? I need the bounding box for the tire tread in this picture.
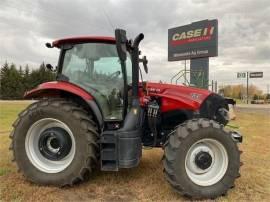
[162,118,241,199]
[10,98,99,186]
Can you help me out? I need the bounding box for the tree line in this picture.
[219,84,270,100]
[1,62,269,101]
[0,62,55,100]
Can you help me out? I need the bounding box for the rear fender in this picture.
[24,81,103,129]
[24,81,93,100]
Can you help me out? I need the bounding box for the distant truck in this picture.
[251,99,266,104]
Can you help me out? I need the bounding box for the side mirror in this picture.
[139,56,148,74]
[142,56,148,74]
[115,29,127,61]
[45,43,53,48]
[46,64,56,72]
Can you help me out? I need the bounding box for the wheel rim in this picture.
[185,138,228,186]
[25,118,76,173]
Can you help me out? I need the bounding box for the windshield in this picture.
[61,43,132,120]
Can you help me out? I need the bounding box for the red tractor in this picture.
[10,29,242,199]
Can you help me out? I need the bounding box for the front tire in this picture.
[163,119,241,199]
[10,98,99,186]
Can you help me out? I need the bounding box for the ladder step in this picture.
[100,135,116,144]
[101,160,118,171]
[100,130,118,171]
[101,148,116,160]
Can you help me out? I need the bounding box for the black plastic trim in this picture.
[225,98,236,105]
[87,100,104,129]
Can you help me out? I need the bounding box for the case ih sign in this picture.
[168,19,218,61]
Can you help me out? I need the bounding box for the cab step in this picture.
[100,131,118,171]
[100,128,142,171]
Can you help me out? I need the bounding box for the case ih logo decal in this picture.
[168,19,218,61]
[190,93,202,100]
[171,26,215,46]
[147,87,161,93]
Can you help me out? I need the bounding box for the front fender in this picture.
[200,93,229,125]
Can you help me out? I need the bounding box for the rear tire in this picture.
[10,98,99,186]
[163,119,241,199]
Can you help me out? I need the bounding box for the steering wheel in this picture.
[107,70,121,80]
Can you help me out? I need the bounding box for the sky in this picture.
[0,0,269,93]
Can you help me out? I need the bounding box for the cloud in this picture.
[0,0,269,91]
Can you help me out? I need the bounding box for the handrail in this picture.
[173,69,205,86]
[170,70,184,84]
[175,72,185,84]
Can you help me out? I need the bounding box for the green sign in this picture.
[190,58,209,89]
[237,72,246,78]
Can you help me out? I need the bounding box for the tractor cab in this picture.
[52,37,133,121]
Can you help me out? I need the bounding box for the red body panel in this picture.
[24,81,93,100]
[52,36,116,48]
[25,81,212,113]
[142,82,212,112]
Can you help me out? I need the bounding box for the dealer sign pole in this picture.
[246,72,249,104]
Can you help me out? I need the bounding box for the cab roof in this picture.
[52,36,116,48]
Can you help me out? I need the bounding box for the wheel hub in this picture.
[195,151,212,170]
[25,118,76,173]
[39,127,72,161]
[185,138,229,186]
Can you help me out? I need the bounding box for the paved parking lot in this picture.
[235,104,270,115]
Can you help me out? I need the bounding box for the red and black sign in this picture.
[168,19,218,61]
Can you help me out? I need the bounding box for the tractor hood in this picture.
[144,82,212,111]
